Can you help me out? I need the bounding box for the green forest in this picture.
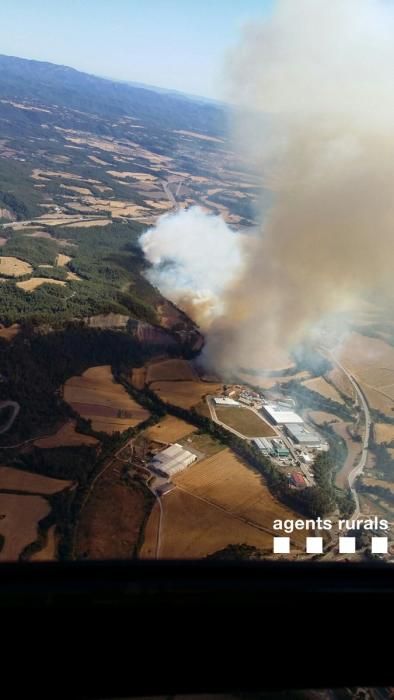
[0,221,163,325]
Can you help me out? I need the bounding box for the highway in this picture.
[325,350,371,519]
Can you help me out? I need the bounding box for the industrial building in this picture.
[213,397,240,407]
[260,403,303,425]
[272,438,290,457]
[285,423,322,447]
[252,437,273,455]
[151,443,197,477]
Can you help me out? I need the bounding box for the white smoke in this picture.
[139,206,244,327]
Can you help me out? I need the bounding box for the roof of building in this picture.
[213,397,240,406]
[152,443,197,473]
[253,437,273,451]
[272,438,289,454]
[285,423,321,444]
[261,404,303,424]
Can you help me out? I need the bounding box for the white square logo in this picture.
[273,537,290,554]
[371,537,388,554]
[339,536,356,554]
[306,537,323,554]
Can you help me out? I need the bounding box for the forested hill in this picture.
[0,54,227,136]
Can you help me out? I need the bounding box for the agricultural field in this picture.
[214,406,276,437]
[359,493,393,520]
[306,410,340,427]
[30,525,57,561]
[141,448,306,559]
[34,420,99,449]
[0,494,50,561]
[144,415,197,443]
[362,477,394,493]
[374,423,394,444]
[150,379,223,409]
[75,460,151,559]
[141,489,275,559]
[0,323,20,341]
[338,332,394,416]
[0,466,72,494]
[16,277,66,292]
[55,253,72,266]
[0,256,33,277]
[131,367,147,390]
[0,465,72,560]
[302,376,344,404]
[237,369,310,391]
[178,431,224,457]
[146,358,198,384]
[64,365,150,433]
[327,367,354,399]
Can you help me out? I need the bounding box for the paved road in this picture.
[325,351,371,519]
[148,487,163,559]
[162,181,178,210]
[0,401,20,435]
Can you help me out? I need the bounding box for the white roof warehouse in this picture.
[151,443,197,477]
[284,423,322,446]
[260,403,304,425]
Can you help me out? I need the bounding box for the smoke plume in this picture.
[141,0,394,374]
[140,206,244,327]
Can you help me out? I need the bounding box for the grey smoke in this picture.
[141,0,394,374]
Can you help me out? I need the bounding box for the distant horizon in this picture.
[0,51,227,104]
[0,0,273,100]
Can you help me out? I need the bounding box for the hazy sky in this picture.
[0,0,273,98]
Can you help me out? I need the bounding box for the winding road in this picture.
[325,351,371,518]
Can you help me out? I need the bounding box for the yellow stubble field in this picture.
[141,448,306,558]
[16,278,66,292]
[0,256,33,277]
[144,415,197,443]
[34,420,99,449]
[64,365,150,433]
[146,358,198,384]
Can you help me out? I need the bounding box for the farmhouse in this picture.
[260,403,303,425]
[151,443,197,477]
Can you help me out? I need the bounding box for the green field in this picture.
[179,431,223,457]
[214,406,276,438]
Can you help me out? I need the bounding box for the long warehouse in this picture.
[151,443,197,477]
[260,403,304,425]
